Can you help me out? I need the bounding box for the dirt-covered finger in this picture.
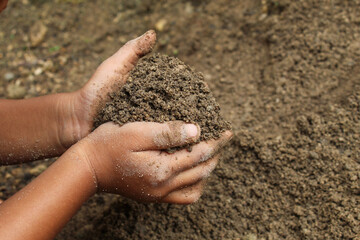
[122,121,200,151]
[111,30,156,76]
[195,130,233,157]
[162,155,218,194]
[167,131,232,172]
[161,180,206,204]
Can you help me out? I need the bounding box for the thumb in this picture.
[109,29,157,76]
[80,30,156,115]
[89,30,156,88]
[119,121,201,151]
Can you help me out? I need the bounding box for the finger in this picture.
[121,121,200,151]
[83,30,156,102]
[162,155,219,194]
[161,180,206,204]
[94,30,156,84]
[163,130,232,173]
[109,29,157,76]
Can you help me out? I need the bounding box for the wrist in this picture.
[77,126,118,193]
[70,141,99,194]
[55,91,92,150]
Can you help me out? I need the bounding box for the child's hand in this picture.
[78,121,232,204]
[0,121,231,240]
[68,30,157,141]
[0,30,157,163]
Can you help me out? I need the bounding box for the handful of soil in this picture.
[94,54,230,146]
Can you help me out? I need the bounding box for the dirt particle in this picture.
[29,21,47,47]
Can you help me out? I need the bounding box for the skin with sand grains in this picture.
[83,121,231,202]
[0,20,232,240]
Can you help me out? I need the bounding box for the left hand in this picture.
[62,30,156,145]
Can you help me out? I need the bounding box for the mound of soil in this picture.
[94,54,230,142]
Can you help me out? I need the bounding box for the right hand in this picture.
[79,121,232,204]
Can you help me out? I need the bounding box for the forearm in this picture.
[0,91,88,165]
[0,145,96,240]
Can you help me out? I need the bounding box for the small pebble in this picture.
[30,21,48,47]
[6,83,26,99]
[34,67,43,76]
[155,19,167,32]
[4,72,15,81]
[29,164,47,175]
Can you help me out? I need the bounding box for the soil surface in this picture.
[94,54,230,143]
[0,0,359,240]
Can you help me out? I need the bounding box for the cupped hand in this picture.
[79,121,232,204]
[67,30,157,142]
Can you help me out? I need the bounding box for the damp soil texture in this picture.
[94,54,231,143]
[0,0,359,240]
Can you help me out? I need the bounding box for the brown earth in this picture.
[94,54,231,144]
[0,0,359,239]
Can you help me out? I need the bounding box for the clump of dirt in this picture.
[94,54,230,143]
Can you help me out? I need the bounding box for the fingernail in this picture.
[183,124,198,138]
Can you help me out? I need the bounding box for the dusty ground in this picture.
[0,0,359,239]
